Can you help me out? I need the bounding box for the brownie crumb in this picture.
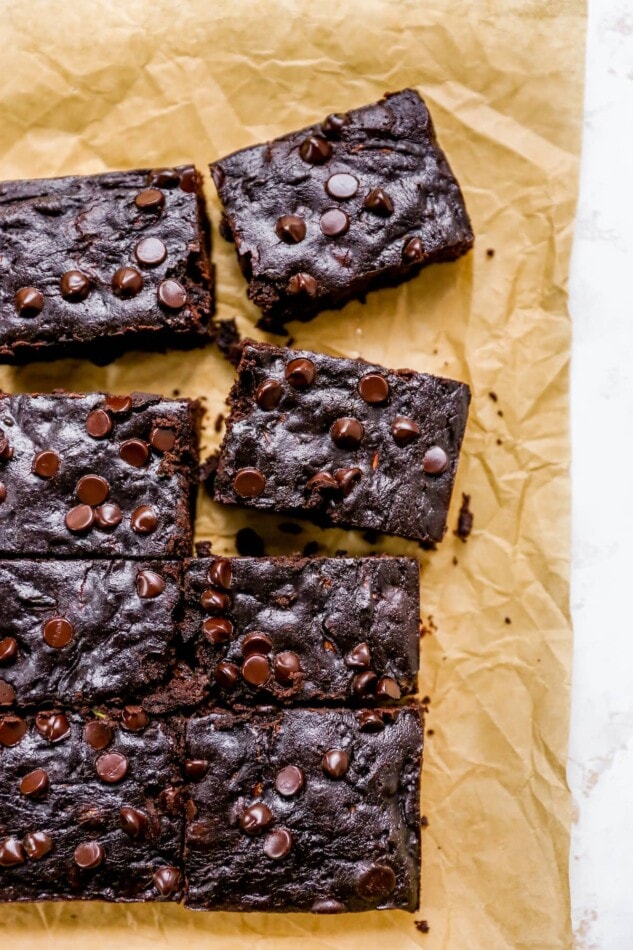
[426,729,434,736]
[488,391,498,402]
[172,388,181,397]
[335,549,348,556]
[420,616,437,639]
[213,413,224,433]
[362,529,379,544]
[421,816,429,828]
[454,493,473,542]
[235,527,266,557]
[504,616,512,625]
[452,556,458,566]
[418,539,438,552]
[421,696,431,705]
[216,317,243,367]
[277,522,303,535]
[415,920,430,933]
[195,541,213,557]
[285,337,295,347]
[302,540,319,557]
[200,452,220,491]
[486,248,495,258]
[496,438,503,445]
[497,409,503,417]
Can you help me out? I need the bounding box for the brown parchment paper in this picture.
[0,0,585,946]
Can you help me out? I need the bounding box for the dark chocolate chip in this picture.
[241,632,273,657]
[150,427,176,453]
[0,837,26,867]
[76,474,109,506]
[330,417,364,449]
[105,395,132,415]
[96,751,128,784]
[14,287,44,316]
[363,187,394,216]
[65,504,94,533]
[275,765,304,797]
[158,279,187,309]
[240,802,273,835]
[299,135,332,164]
[0,715,27,747]
[255,378,283,410]
[135,188,165,211]
[85,408,113,438]
[184,759,209,780]
[326,173,358,200]
[111,266,143,299]
[320,208,349,237]
[233,468,266,498]
[203,617,233,643]
[148,168,180,188]
[159,787,181,814]
[311,898,346,913]
[153,866,181,896]
[322,749,350,778]
[120,806,148,839]
[0,637,18,665]
[74,841,104,869]
[200,589,231,613]
[403,236,424,263]
[43,617,74,649]
[121,705,149,732]
[422,445,449,474]
[391,417,421,445]
[215,660,240,690]
[32,450,60,478]
[84,720,113,750]
[94,503,122,529]
[334,467,362,496]
[135,236,167,267]
[179,166,197,192]
[358,709,384,732]
[35,711,70,743]
[287,273,317,296]
[60,270,91,301]
[321,113,348,137]
[376,676,401,700]
[119,438,150,468]
[0,681,15,706]
[130,505,158,534]
[274,651,302,684]
[0,483,6,503]
[136,569,165,598]
[20,768,49,799]
[358,373,390,404]
[275,214,306,244]
[306,471,339,492]
[23,831,53,860]
[285,357,316,389]
[263,827,293,860]
[208,558,232,589]
[242,654,271,687]
[357,863,397,901]
[351,670,377,697]
[345,642,371,669]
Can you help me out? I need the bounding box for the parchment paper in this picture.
[0,0,585,946]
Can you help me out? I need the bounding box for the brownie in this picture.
[181,555,420,705]
[183,705,422,912]
[213,341,470,543]
[211,88,473,332]
[0,709,184,902]
[0,560,181,710]
[0,165,214,364]
[0,391,200,557]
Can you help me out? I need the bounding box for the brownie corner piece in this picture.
[0,164,215,364]
[213,341,470,544]
[211,88,473,332]
[183,704,422,912]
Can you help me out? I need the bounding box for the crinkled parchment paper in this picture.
[0,0,585,946]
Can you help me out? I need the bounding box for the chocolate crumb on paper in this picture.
[454,492,473,542]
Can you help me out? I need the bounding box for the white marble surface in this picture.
[569,1,633,947]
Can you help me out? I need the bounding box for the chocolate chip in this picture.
[275,765,304,797]
[85,408,113,438]
[60,270,91,301]
[321,113,348,138]
[20,768,49,799]
[321,749,350,778]
[403,236,424,263]
[287,273,317,296]
[0,681,15,706]
[363,187,394,216]
[119,438,150,467]
[94,503,122,529]
[358,373,390,404]
[330,417,364,449]
[376,676,401,700]
[148,168,180,188]
[179,167,197,192]
[274,651,302,684]
[96,751,128,783]
[120,807,148,839]
[255,378,283,410]
[135,236,168,267]
[158,279,187,309]
[74,841,104,869]
[320,208,349,237]
[240,802,273,835]
[65,504,94,533]
[391,417,421,445]
[111,266,143,299]
[351,670,377,697]
[242,654,271,686]
[15,287,44,316]
[32,450,60,478]
[130,505,158,534]
[311,898,346,913]
[159,786,182,813]
[84,720,113,750]
[153,866,181,896]
[306,471,339,493]
[200,589,231,612]
[76,474,109,506]
[263,827,293,860]
[357,863,396,901]
[136,569,165,598]
[203,617,233,643]
[334,467,362,496]
[233,468,266,498]
[326,173,359,200]
[35,711,70,743]
[422,445,448,474]
[345,642,371,669]
[43,617,74,649]
[241,632,273,657]
[285,357,316,389]
[208,558,232,589]
[23,831,53,860]
[0,837,26,867]
[275,214,306,244]
[299,135,332,164]
[0,637,18,665]
[215,660,240,690]
[121,705,149,732]
[0,715,27,747]
[150,427,176,453]
[105,395,132,415]
[358,709,384,732]
[0,483,6,502]
[135,188,165,211]
[184,759,209,780]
